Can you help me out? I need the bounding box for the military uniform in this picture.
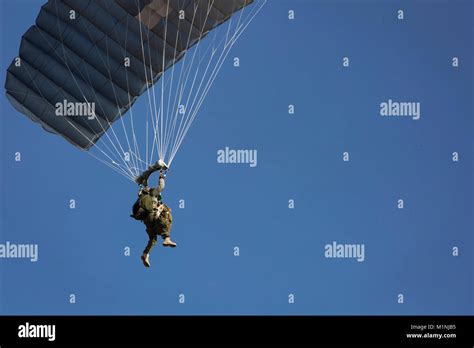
[143,202,173,254]
[140,185,173,255]
[133,162,176,267]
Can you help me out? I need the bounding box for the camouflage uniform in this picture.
[132,161,175,261]
[137,174,173,254]
[143,199,173,254]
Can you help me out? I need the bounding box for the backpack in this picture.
[130,190,156,221]
[131,198,146,221]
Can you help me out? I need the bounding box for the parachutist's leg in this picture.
[143,234,157,254]
[160,222,176,248]
[143,228,158,254]
[142,227,158,267]
[141,253,150,268]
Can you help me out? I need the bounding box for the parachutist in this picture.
[131,161,176,268]
[6,0,262,268]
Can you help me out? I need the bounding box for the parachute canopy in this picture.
[5,0,265,180]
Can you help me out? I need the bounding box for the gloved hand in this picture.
[156,159,168,170]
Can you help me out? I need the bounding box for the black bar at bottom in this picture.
[0,316,472,345]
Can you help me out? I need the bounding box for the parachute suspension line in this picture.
[145,3,180,166]
[161,0,189,164]
[168,0,218,159]
[123,4,158,175]
[168,0,247,165]
[100,5,143,176]
[141,0,208,168]
[108,3,144,176]
[168,9,238,164]
[136,7,157,167]
[145,15,162,165]
[77,25,142,179]
[161,1,202,162]
[169,0,232,164]
[171,1,256,157]
[168,0,267,166]
[158,1,171,161]
[50,1,137,179]
[169,1,266,166]
[142,5,177,168]
[87,149,140,181]
[162,0,185,166]
[163,22,220,158]
[161,0,218,164]
[50,3,137,179]
[84,20,140,177]
[71,0,145,178]
[153,0,204,166]
[137,4,163,169]
[122,13,144,175]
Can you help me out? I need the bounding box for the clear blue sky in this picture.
[0,0,472,315]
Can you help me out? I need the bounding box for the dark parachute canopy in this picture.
[5,0,265,180]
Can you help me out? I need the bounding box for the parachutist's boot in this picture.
[163,237,177,248]
[141,253,151,267]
